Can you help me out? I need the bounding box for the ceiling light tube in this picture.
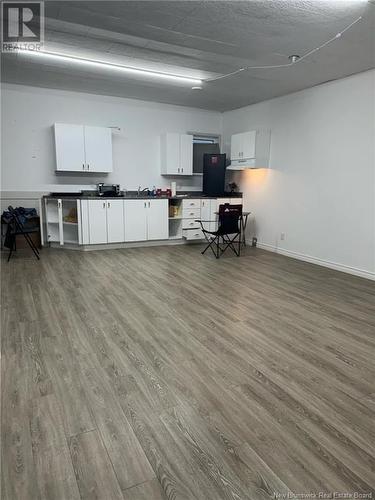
[17,48,203,86]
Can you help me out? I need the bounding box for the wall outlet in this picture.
[280,232,286,241]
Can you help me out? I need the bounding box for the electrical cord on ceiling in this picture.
[204,15,363,83]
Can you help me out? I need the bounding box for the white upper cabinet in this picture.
[160,133,193,175]
[54,123,113,173]
[84,126,113,173]
[179,134,193,175]
[241,131,256,160]
[230,133,243,161]
[229,130,270,170]
[54,124,85,172]
[161,133,179,175]
[230,131,256,161]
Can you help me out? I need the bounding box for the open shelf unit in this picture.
[45,199,60,243]
[168,199,183,239]
[62,199,79,244]
[45,198,80,245]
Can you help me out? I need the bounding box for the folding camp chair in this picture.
[4,206,40,261]
[197,203,242,259]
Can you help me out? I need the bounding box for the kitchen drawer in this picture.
[183,229,203,240]
[182,219,201,230]
[182,199,201,209]
[182,207,201,219]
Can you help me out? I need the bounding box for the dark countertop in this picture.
[43,191,243,200]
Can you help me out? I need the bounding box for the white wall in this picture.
[1,84,222,193]
[223,70,375,279]
[2,74,374,279]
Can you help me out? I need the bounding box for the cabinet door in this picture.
[57,199,64,245]
[161,133,181,175]
[80,200,90,245]
[242,131,256,159]
[230,133,242,161]
[88,200,107,244]
[180,134,193,175]
[106,200,124,243]
[124,200,147,242]
[84,126,113,173]
[54,124,85,172]
[201,199,216,233]
[147,199,168,240]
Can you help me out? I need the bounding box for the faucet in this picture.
[138,186,149,196]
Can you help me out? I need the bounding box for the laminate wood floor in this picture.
[1,245,375,500]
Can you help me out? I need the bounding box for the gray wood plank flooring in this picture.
[1,245,375,499]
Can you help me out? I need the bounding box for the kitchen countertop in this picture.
[43,191,243,200]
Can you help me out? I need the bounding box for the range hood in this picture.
[227,159,258,170]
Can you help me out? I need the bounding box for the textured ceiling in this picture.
[2,0,374,111]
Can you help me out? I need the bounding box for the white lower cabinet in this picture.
[80,198,168,245]
[147,199,168,240]
[107,199,125,243]
[81,199,125,244]
[88,199,108,244]
[46,196,242,248]
[182,199,203,240]
[124,199,168,242]
[200,199,216,233]
[124,200,148,242]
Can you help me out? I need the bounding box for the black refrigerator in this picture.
[202,153,226,196]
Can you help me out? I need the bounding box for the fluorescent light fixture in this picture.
[17,48,203,86]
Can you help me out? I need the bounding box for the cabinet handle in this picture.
[58,200,61,208]
[148,201,150,208]
[82,163,85,170]
[103,202,106,208]
[108,201,111,208]
[178,168,180,173]
[144,202,146,208]
[181,167,184,173]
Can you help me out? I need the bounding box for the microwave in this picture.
[96,183,120,197]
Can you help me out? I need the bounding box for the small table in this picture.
[240,212,251,246]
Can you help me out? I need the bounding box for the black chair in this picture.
[3,206,40,261]
[197,203,242,259]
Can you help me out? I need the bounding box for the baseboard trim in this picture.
[47,238,202,251]
[257,243,375,281]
